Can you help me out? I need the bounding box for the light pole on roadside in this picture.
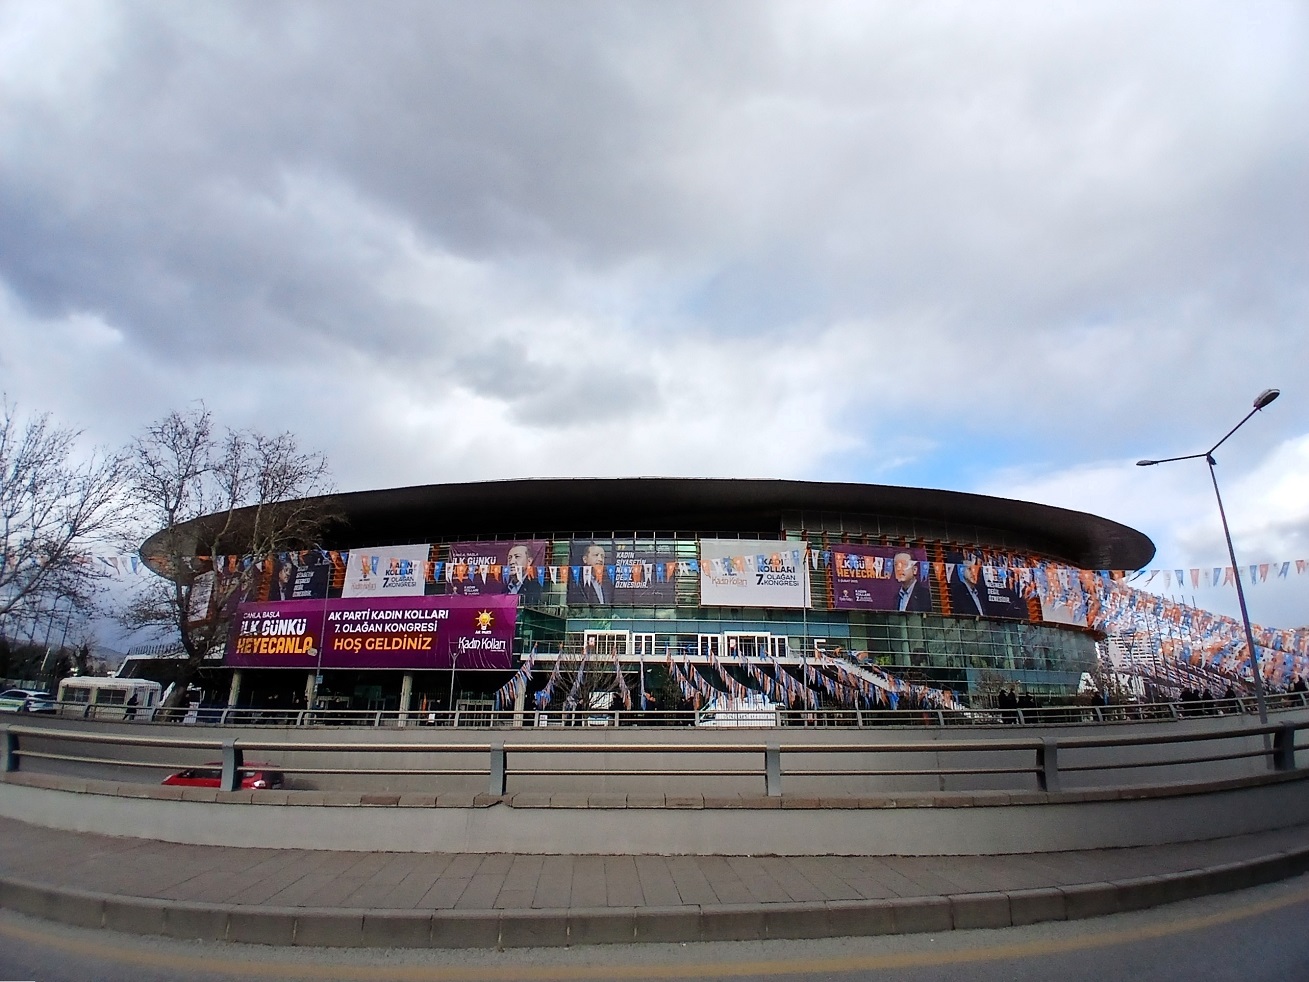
[447,642,461,719]
[1137,388,1280,724]
[38,597,76,685]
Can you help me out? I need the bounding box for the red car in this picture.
[162,763,284,790]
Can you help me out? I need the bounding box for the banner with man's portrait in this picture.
[942,550,1031,621]
[566,539,677,606]
[445,540,550,604]
[267,549,345,602]
[209,554,269,621]
[829,544,931,613]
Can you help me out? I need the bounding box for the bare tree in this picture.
[973,670,1009,709]
[123,406,334,701]
[532,651,640,723]
[0,398,129,635]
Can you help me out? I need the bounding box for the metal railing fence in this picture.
[29,689,1309,729]
[3,713,1305,797]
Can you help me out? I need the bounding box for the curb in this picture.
[2,844,1308,948]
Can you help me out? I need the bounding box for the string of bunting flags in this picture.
[490,646,664,713]
[646,641,963,712]
[498,642,964,714]
[1134,562,1309,589]
[53,549,1309,592]
[1089,574,1309,686]
[491,648,536,712]
[57,544,1309,692]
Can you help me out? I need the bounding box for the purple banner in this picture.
[829,544,932,612]
[226,594,517,670]
[445,540,549,603]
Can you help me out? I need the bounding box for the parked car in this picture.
[161,763,285,790]
[0,689,57,714]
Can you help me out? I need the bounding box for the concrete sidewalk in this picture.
[0,814,1307,948]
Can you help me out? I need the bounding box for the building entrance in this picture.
[583,630,631,658]
[721,633,789,661]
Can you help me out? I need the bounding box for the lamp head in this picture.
[1136,459,1158,467]
[1253,388,1280,410]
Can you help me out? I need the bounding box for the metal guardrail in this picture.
[3,714,1305,797]
[35,690,1309,729]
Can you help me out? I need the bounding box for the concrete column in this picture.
[398,672,414,727]
[512,687,527,727]
[226,670,243,708]
[305,672,318,709]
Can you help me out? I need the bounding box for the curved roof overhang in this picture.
[141,478,1155,572]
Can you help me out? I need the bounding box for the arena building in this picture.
[141,478,1155,716]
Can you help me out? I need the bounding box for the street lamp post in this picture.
[447,642,461,722]
[1137,388,1280,724]
[38,597,76,686]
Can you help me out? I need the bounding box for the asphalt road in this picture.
[2,872,1309,982]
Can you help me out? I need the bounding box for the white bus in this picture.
[56,677,164,720]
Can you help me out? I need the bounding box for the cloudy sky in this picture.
[2,1,1306,628]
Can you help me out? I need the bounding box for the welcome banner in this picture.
[699,539,809,609]
[225,594,517,670]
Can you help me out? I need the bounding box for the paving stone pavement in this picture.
[1,814,1307,915]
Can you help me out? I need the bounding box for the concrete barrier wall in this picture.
[1,771,1307,856]
[10,706,1307,796]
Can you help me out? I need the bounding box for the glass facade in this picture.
[181,480,1151,714]
[417,529,1100,702]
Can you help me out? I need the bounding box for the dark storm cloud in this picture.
[0,2,691,359]
[0,0,1306,494]
[6,3,1306,350]
[0,172,397,359]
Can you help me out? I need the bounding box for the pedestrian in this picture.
[998,687,1018,723]
[1017,690,1037,720]
[1222,684,1237,712]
